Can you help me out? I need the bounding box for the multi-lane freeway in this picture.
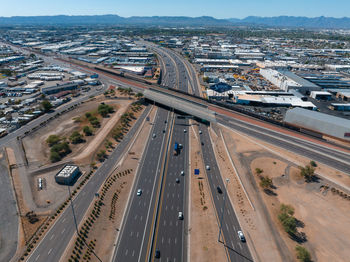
[2,39,350,262]
[147,44,253,262]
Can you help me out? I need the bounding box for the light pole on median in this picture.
[218,178,230,243]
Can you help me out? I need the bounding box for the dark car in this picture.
[217,186,223,194]
[155,250,160,258]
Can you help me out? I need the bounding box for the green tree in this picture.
[90,119,100,128]
[135,92,144,98]
[259,176,273,190]
[50,151,61,162]
[98,103,113,118]
[83,126,93,136]
[41,100,53,112]
[280,204,295,216]
[97,150,106,161]
[85,112,92,119]
[46,135,61,147]
[299,164,315,182]
[255,168,263,175]
[70,131,84,144]
[295,245,312,262]
[278,203,297,236]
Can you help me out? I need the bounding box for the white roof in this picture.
[56,165,78,178]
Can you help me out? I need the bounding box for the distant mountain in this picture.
[0,15,126,25]
[0,15,232,26]
[230,16,350,29]
[1,14,350,29]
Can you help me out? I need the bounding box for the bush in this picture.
[259,176,273,190]
[90,119,100,128]
[85,112,92,119]
[278,204,297,236]
[46,135,61,146]
[98,103,113,117]
[70,131,84,144]
[41,100,53,112]
[299,164,315,182]
[97,150,106,161]
[83,126,93,136]
[255,168,263,175]
[295,245,312,262]
[50,151,61,162]
[310,161,317,167]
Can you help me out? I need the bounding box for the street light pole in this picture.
[218,178,229,243]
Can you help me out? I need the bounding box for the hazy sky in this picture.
[3,0,350,18]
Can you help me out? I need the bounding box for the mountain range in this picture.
[1,15,350,29]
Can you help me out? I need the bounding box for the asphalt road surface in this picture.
[218,115,350,174]
[0,149,18,262]
[26,105,151,262]
[113,108,171,262]
[198,124,253,262]
[150,116,189,262]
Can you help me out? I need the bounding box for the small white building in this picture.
[55,165,80,185]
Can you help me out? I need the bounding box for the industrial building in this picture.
[310,91,332,100]
[232,91,316,109]
[41,83,79,95]
[284,107,350,141]
[260,69,321,94]
[328,103,350,112]
[55,165,80,185]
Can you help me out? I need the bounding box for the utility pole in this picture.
[218,178,230,243]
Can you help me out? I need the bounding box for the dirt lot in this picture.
[189,122,227,262]
[60,106,156,262]
[218,124,350,262]
[23,95,134,168]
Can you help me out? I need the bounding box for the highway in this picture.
[26,105,151,262]
[199,123,253,262]
[113,108,172,262]
[150,44,255,261]
[150,115,189,262]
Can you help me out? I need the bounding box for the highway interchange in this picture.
[1,41,350,262]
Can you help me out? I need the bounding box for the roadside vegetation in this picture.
[46,103,115,162]
[295,245,312,262]
[299,162,316,182]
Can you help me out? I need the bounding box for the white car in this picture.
[237,231,246,242]
[199,130,202,134]
[178,211,184,220]
[183,129,187,133]
[206,165,210,170]
[152,133,156,138]
[180,170,185,176]
[137,189,142,196]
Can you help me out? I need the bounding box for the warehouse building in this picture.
[328,103,350,112]
[260,69,321,94]
[55,165,80,185]
[310,91,332,100]
[41,83,79,95]
[233,91,316,109]
[284,108,350,141]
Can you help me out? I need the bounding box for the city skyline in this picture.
[1,0,350,19]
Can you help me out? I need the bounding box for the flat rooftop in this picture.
[56,165,78,178]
